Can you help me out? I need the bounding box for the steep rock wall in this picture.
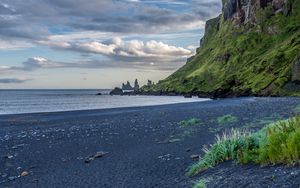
[222,0,291,24]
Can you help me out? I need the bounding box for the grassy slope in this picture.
[142,0,300,96]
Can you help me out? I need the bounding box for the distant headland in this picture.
[109,79,154,95]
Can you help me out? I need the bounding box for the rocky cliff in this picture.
[223,0,292,24]
[141,0,300,97]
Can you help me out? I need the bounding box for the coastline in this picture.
[0,91,209,115]
[1,97,300,187]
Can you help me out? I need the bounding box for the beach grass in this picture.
[189,115,300,177]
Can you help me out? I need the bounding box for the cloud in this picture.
[0,0,221,42]
[0,78,32,84]
[1,57,99,71]
[40,37,193,63]
[0,40,33,50]
[0,51,187,74]
[0,36,193,74]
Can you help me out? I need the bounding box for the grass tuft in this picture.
[258,115,300,165]
[188,115,300,176]
[179,118,202,128]
[188,128,252,176]
[217,115,238,125]
[193,178,208,188]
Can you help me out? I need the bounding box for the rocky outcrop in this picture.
[122,81,134,91]
[109,87,123,95]
[200,16,220,46]
[223,0,239,21]
[292,56,300,84]
[222,0,291,24]
[134,79,140,91]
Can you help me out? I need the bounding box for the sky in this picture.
[0,0,221,89]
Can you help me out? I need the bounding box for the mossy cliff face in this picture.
[141,0,300,97]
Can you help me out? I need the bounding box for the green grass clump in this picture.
[193,178,208,188]
[258,116,300,165]
[179,118,202,128]
[217,115,238,125]
[188,129,253,176]
[188,115,300,176]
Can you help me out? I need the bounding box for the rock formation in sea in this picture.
[122,81,134,91]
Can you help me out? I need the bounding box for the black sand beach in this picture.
[1,97,300,188]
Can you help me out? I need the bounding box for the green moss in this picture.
[179,118,202,128]
[141,0,300,96]
[250,114,283,127]
[193,178,208,188]
[217,115,238,125]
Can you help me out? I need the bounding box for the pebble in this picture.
[158,154,172,161]
[21,171,29,177]
[190,154,200,160]
[8,176,17,181]
[85,151,109,163]
[2,173,7,178]
[12,144,25,149]
[94,151,109,158]
[4,155,13,159]
[85,157,95,163]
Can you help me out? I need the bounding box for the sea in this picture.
[0,89,210,115]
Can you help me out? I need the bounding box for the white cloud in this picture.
[41,37,193,63]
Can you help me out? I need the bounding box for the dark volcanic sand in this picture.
[0,97,300,188]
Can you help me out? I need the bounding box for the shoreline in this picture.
[1,97,300,187]
[3,95,299,117]
[0,96,211,116]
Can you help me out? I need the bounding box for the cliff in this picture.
[141,0,300,97]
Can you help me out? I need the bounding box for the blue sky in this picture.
[0,0,221,89]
